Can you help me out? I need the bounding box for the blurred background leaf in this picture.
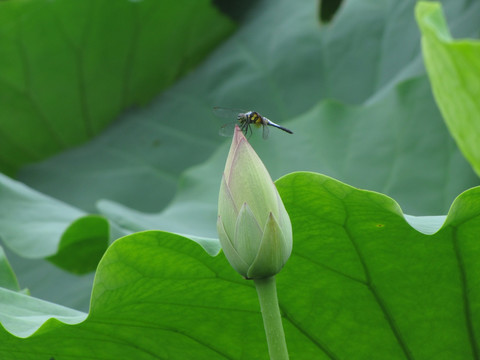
[0,246,20,291]
[417,2,480,177]
[0,0,234,175]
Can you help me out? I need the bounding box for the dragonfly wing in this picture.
[262,124,270,139]
[213,107,247,119]
[219,122,236,137]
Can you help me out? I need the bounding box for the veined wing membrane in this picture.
[219,122,236,137]
[213,107,246,119]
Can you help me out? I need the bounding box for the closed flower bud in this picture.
[217,126,293,279]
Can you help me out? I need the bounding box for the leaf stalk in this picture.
[254,276,289,360]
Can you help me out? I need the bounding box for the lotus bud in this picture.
[217,126,293,279]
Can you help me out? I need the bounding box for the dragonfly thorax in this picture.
[238,111,265,126]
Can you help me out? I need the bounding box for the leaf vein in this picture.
[344,222,414,359]
[452,226,479,359]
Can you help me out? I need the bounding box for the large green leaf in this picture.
[1,172,479,359]
[278,172,480,359]
[0,0,233,175]
[416,2,480,176]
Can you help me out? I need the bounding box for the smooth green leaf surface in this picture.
[1,172,479,359]
[277,172,480,359]
[416,2,480,177]
[0,288,87,338]
[0,0,233,175]
[1,232,268,360]
[47,215,109,274]
[0,173,109,273]
[0,247,19,292]
[3,250,96,312]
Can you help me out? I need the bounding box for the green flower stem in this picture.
[254,276,289,360]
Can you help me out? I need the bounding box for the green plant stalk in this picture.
[254,276,289,360]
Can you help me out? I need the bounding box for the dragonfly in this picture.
[214,107,293,140]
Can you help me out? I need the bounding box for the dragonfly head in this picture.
[237,113,248,122]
